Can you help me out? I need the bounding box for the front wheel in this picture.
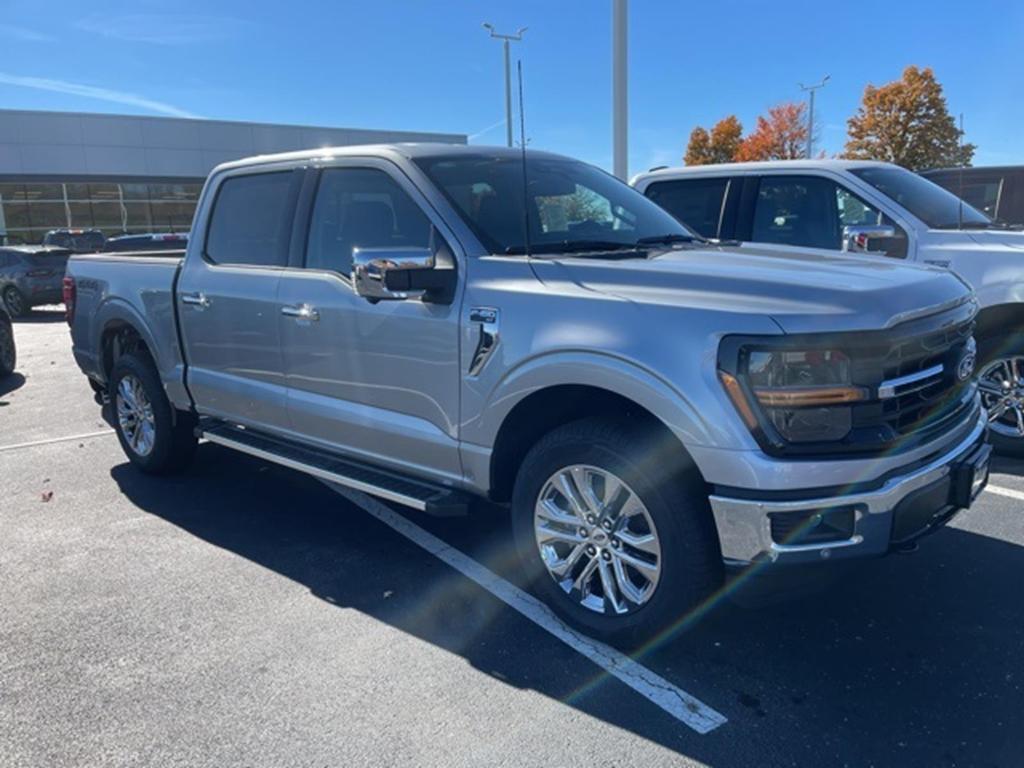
[511,418,722,645]
[109,352,197,474]
[978,337,1024,457]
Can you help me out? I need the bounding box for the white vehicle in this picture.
[633,160,1024,454]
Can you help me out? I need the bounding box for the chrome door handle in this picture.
[180,292,210,308]
[281,303,320,322]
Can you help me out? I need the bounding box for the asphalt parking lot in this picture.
[3,312,1023,768]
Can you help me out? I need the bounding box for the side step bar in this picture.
[199,421,469,517]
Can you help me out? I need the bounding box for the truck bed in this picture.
[66,250,190,409]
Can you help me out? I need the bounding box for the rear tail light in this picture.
[62,276,76,325]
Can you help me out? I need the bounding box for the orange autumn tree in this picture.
[684,115,743,165]
[843,66,974,170]
[735,102,808,161]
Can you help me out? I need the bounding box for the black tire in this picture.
[511,417,722,646]
[977,334,1024,458]
[3,286,27,318]
[109,352,197,474]
[0,317,15,377]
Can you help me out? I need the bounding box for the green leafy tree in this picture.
[843,66,974,170]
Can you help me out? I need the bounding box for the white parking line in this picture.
[986,483,1024,502]
[324,482,728,734]
[0,429,115,453]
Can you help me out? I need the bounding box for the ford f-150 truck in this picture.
[66,145,989,642]
[632,160,1024,456]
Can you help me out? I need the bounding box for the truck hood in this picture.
[545,245,973,334]
[967,229,1024,251]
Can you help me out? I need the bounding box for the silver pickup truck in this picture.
[66,144,990,642]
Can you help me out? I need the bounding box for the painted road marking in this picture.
[0,429,115,453]
[325,481,728,734]
[986,483,1024,502]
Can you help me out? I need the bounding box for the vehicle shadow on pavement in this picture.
[0,372,26,400]
[112,444,1024,767]
[13,307,65,324]
[992,455,1024,477]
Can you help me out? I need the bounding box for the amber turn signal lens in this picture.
[753,386,868,407]
[719,371,760,429]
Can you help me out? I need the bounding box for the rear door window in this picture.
[644,178,728,238]
[205,172,295,267]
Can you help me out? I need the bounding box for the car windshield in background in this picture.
[415,154,698,255]
[851,166,991,229]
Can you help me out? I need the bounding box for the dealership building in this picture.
[0,109,466,244]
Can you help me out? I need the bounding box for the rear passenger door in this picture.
[177,167,301,431]
[276,159,464,484]
[642,176,736,239]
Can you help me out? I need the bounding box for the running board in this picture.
[199,422,469,517]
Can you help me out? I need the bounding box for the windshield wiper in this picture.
[635,233,706,246]
[505,240,644,256]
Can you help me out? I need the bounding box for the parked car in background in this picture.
[633,160,1024,455]
[43,228,106,254]
[104,233,189,253]
[0,246,72,317]
[0,304,15,378]
[65,144,989,642]
[922,166,1024,226]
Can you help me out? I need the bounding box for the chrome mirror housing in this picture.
[351,247,435,301]
[842,224,896,254]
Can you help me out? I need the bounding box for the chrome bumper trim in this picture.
[709,413,987,565]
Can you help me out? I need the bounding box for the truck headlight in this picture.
[720,346,868,444]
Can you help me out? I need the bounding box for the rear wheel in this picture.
[109,352,197,474]
[0,316,15,377]
[511,417,722,645]
[3,286,26,318]
[978,336,1024,457]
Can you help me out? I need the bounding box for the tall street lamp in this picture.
[799,74,830,159]
[612,0,628,179]
[482,23,527,148]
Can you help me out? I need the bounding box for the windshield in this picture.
[850,166,991,229]
[415,154,697,254]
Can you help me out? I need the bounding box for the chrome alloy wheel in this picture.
[979,356,1024,438]
[115,374,156,457]
[534,465,662,615]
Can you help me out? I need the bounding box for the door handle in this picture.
[180,292,210,308]
[281,303,320,322]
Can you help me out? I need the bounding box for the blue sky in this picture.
[0,0,1021,175]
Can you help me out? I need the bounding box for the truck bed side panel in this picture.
[67,252,191,410]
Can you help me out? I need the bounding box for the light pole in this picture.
[799,75,829,159]
[612,0,628,179]
[482,23,527,148]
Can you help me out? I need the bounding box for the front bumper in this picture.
[708,413,990,566]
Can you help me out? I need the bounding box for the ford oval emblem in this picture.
[957,350,977,382]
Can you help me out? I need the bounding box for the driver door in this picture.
[276,161,464,484]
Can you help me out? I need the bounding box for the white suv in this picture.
[633,160,1024,455]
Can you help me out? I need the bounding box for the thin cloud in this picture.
[0,73,201,119]
[0,24,54,42]
[76,14,253,45]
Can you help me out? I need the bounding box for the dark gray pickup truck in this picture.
[66,144,989,642]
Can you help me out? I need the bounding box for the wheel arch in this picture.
[975,302,1024,345]
[487,383,704,504]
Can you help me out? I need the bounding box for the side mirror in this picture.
[842,224,896,254]
[351,247,454,303]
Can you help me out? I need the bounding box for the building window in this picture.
[0,178,203,244]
